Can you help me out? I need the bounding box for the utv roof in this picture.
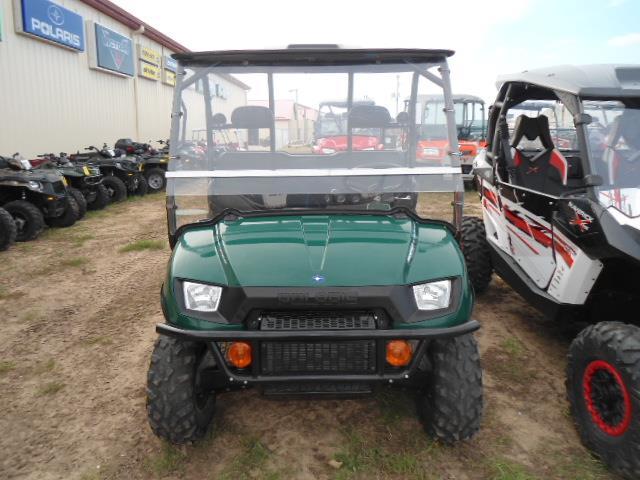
[417,94,484,103]
[497,64,640,97]
[172,48,454,66]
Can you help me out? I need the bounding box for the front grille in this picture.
[260,340,376,375]
[263,382,372,395]
[260,311,376,331]
[461,164,473,174]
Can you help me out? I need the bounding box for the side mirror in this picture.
[583,174,603,187]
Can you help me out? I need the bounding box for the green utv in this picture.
[147,46,483,444]
[0,154,79,241]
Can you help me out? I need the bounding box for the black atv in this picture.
[31,153,109,216]
[0,207,17,251]
[70,145,147,202]
[115,138,169,192]
[0,155,79,241]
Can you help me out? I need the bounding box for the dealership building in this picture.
[0,0,248,158]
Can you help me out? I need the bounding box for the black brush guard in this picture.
[156,319,479,385]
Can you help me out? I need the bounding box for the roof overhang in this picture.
[172,48,454,67]
[496,64,640,98]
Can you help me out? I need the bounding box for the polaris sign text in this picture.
[20,0,85,51]
[94,23,134,76]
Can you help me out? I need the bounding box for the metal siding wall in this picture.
[0,0,246,158]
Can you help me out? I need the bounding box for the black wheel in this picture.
[46,195,79,228]
[87,184,109,211]
[3,200,45,242]
[67,187,87,219]
[133,174,148,196]
[567,322,640,479]
[102,176,127,203]
[460,216,493,294]
[417,333,483,443]
[0,207,17,251]
[145,168,166,192]
[147,336,216,444]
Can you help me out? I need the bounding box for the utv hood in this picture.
[171,215,465,287]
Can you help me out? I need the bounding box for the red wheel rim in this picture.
[582,360,632,436]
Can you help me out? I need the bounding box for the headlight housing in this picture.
[412,280,451,311]
[183,281,222,312]
[27,181,43,191]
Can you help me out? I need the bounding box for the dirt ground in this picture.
[0,193,619,480]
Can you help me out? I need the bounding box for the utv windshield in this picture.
[166,52,463,236]
[419,97,485,141]
[583,100,640,217]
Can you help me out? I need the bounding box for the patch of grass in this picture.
[219,438,272,480]
[333,429,433,480]
[487,457,536,480]
[144,443,186,477]
[37,381,65,396]
[85,209,114,219]
[501,337,526,358]
[60,256,89,268]
[0,361,16,375]
[119,239,165,253]
[375,388,415,425]
[72,233,95,247]
[33,359,55,374]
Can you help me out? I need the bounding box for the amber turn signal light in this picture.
[227,341,252,369]
[386,340,413,367]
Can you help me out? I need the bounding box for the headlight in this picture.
[321,148,336,154]
[412,280,451,311]
[183,281,222,312]
[422,148,440,156]
[115,162,121,168]
[27,181,43,191]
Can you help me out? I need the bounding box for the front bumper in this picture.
[156,319,479,385]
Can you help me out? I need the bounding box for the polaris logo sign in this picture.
[94,23,134,76]
[20,0,85,51]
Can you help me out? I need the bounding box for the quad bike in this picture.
[146,46,483,446]
[463,65,640,479]
[70,145,147,202]
[115,138,169,192]
[0,207,17,251]
[0,154,79,240]
[31,153,109,215]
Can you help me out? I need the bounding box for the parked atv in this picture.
[70,145,147,202]
[0,207,17,251]
[465,65,640,479]
[147,47,483,446]
[0,154,79,240]
[115,138,169,192]
[31,153,109,216]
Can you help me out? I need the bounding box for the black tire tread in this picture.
[0,207,17,251]
[567,322,640,479]
[417,333,483,442]
[102,176,127,203]
[134,174,148,196]
[67,187,87,219]
[46,195,79,228]
[3,200,45,241]
[460,216,493,294]
[144,167,166,192]
[87,184,109,210]
[146,336,216,444]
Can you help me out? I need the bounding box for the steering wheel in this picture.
[345,162,407,195]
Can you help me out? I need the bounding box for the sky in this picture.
[113,0,640,104]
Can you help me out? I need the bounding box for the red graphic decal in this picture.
[507,226,540,255]
[554,237,574,267]
[526,165,540,175]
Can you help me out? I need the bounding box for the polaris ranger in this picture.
[146,46,483,445]
[464,65,640,479]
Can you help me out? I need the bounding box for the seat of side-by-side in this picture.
[510,115,568,196]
